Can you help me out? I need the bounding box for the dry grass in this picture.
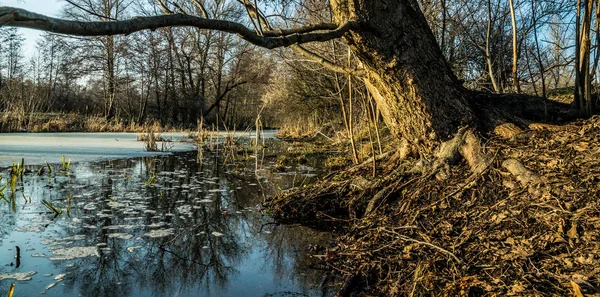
[276,120,322,139]
[0,113,187,133]
[137,130,175,152]
[325,156,351,171]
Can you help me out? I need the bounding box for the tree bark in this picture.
[575,0,583,113]
[330,0,476,154]
[580,0,594,116]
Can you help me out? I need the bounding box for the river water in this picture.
[0,133,333,297]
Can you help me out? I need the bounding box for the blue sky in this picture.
[2,0,63,56]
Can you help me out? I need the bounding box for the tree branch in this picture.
[228,2,360,76]
[240,0,262,35]
[155,0,174,15]
[170,2,188,15]
[65,0,118,21]
[203,80,249,117]
[263,23,339,37]
[290,45,364,76]
[0,6,357,50]
[191,0,209,18]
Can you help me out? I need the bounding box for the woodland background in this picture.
[0,0,592,134]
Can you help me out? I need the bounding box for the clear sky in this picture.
[1,0,64,57]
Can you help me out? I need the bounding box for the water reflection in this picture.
[0,150,332,297]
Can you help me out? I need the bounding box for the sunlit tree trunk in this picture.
[576,0,594,116]
[331,0,476,154]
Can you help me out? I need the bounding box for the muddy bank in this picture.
[268,116,600,296]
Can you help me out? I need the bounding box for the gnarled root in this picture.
[431,128,492,177]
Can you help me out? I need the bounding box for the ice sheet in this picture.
[0,132,196,167]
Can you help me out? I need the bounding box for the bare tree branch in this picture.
[252,0,264,34]
[0,6,357,50]
[263,23,339,37]
[170,2,188,15]
[240,0,262,34]
[290,45,364,76]
[191,0,209,18]
[65,0,118,21]
[155,0,173,15]
[203,80,249,117]
[230,2,360,76]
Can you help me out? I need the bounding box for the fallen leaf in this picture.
[563,258,573,269]
[570,280,584,297]
[567,223,579,239]
[510,283,526,294]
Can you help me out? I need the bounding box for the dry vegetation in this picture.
[0,113,185,133]
[268,116,600,296]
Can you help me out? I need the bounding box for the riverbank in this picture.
[268,115,600,296]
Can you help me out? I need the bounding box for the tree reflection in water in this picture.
[0,150,332,297]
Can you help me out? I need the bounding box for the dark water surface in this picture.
[0,149,332,297]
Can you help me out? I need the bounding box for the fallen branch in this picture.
[383,229,462,263]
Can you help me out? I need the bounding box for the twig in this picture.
[65,0,118,21]
[383,229,462,263]
[313,130,334,142]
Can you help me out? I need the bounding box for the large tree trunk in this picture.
[330,0,476,155]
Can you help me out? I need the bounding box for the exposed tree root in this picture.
[502,158,542,186]
[434,128,491,176]
[266,115,600,296]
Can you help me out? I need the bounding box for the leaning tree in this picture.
[0,1,553,161]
